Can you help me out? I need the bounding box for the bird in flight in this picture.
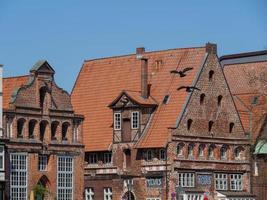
[170,67,193,77]
[177,86,200,92]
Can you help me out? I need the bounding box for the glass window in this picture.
[230,174,243,191]
[38,155,48,171]
[220,146,227,160]
[159,149,166,161]
[215,173,228,190]
[104,152,112,164]
[57,156,73,200]
[188,144,194,157]
[208,146,214,159]
[114,113,121,130]
[88,154,98,164]
[103,187,112,200]
[0,146,4,170]
[198,145,204,157]
[10,153,27,200]
[178,173,195,187]
[131,111,139,129]
[177,143,183,156]
[85,188,94,200]
[144,150,153,162]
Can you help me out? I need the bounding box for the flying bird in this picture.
[177,86,200,92]
[170,67,193,77]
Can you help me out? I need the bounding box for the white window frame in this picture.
[144,149,153,162]
[178,173,195,187]
[220,147,227,160]
[103,152,112,164]
[10,153,28,200]
[230,174,243,191]
[114,112,121,130]
[88,153,98,164]
[38,154,48,171]
[0,146,4,171]
[103,187,112,200]
[159,149,166,161]
[85,187,94,200]
[131,111,139,129]
[57,156,73,200]
[215,173,228,190]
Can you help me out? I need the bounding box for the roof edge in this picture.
[220,50,267,61]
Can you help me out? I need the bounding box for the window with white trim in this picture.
[10,153,27,200]
[85,188,94,200]
[220,146,227,160]
[88,153,98,164]
[57,156,73,200]
[131,111,139,129]
[215,173,228,190]
[230,174,243,191]
[178,173,195,187]
[103,187,112,200]
[144,149,153,161]
[38,155,48,171]
[0,146,4,170]
[159,149,166,161]
[114,113,121,130]
[198,144,204,157]
[104,152,112,164]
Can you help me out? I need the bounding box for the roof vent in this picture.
[163,95,170,104]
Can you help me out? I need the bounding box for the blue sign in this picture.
[197,175,212,185]
[146,177,162,188]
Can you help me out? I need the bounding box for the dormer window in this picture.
[131,111,139,129]
[114,112,121,130]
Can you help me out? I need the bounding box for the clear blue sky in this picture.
[0,0,266,92]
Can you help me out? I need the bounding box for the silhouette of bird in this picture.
[177,86,200,92]
[170,67,193,77]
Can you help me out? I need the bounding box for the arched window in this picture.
[218,95,223,106]
[188,143,194,157]
[208,121,214,132]
[51,121,59,140]
[209,70,214,81]
[17,118,26,138]
[200,94,205,105]
[177,143,184,156]
[62,122,70,140]
[187,119,193,131]
[198,144,205,157]
[229,122,235,133]
[208,145,215,159]
[234,147,244,160]
[29,119,37,139]
[220,145,228,160]
[40,120,48,141]
[39,86,48,108]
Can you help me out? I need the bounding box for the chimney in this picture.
[136,47,145,59]
[141,58,148,99]
[206,43,217,54]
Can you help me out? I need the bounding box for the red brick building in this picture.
[72,44,255,200]
[2,61,84,200]
[222,50,267,200]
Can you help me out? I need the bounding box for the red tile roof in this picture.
[3,75,29,109]
[71,47,206,151]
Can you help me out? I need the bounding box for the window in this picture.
[38,155,48,171]
[17,118,25,138]
[229,122,235,133]
[230,174,243,191]
[198,144,205,157]
[144,149,153,161]
[208,145,214,159]
[209,70,214,81]
[234,147,243,160]
[104,152,112,164]
[40,120,48,141]
[123,179,133,189]
[57,156,73,200]
[0,146,4,170]
[28,119,37,139]
[188,143,194,158]
[215,173,228,190]
[178,173,195,187]
[200,93,205,105]
[208,121,214,132]
[88,154,98,164]
[218,95,223,106]
[159,149,166,161]
[220,146,227,160]
[114,113,121,130]
[51,121,59,140]
[177,143,184,156]
[131,111,139,129]
[62,122,70,141]
[10,153,27,200]
[85,188,94,200]
[187,119,193,131]
[103,187,112,200]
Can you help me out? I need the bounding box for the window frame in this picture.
[103,152,112,164]
[215,173,228,190]
[114,112,122,130]
[38,154,48,171]
[0,146,4,171]
[159,149,166,161]
[131,111,139,129]
[144,149,153,162]
[88,153,98,164]
[178,173,195,188]
[177,143,183,156]
[230,174,243,191]
[103,187,112,200]
[85,187,94,200]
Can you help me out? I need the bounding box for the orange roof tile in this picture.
[71,47,206,151]
[3,75,29,109]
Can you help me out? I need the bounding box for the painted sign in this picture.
[197,174,212,185]
[146,177,162,188]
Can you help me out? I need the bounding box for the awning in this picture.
[254,140,267,154]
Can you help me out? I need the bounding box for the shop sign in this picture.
[197,174,212,185]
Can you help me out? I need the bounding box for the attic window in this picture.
[163,95,170,104]
[251,96,259,105]
[187,119,193,130]
[200,93,205,105]
[229,122,234,133]
[209,70,214,81]
[208,121,214,132]
[218,95,223,106]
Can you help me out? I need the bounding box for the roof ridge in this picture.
[84,46,205,62]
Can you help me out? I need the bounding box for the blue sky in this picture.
[0,0,266,92]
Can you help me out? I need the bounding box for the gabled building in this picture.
[222,50,267,200]
[72,44,255,200]
[2,61,84,200]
